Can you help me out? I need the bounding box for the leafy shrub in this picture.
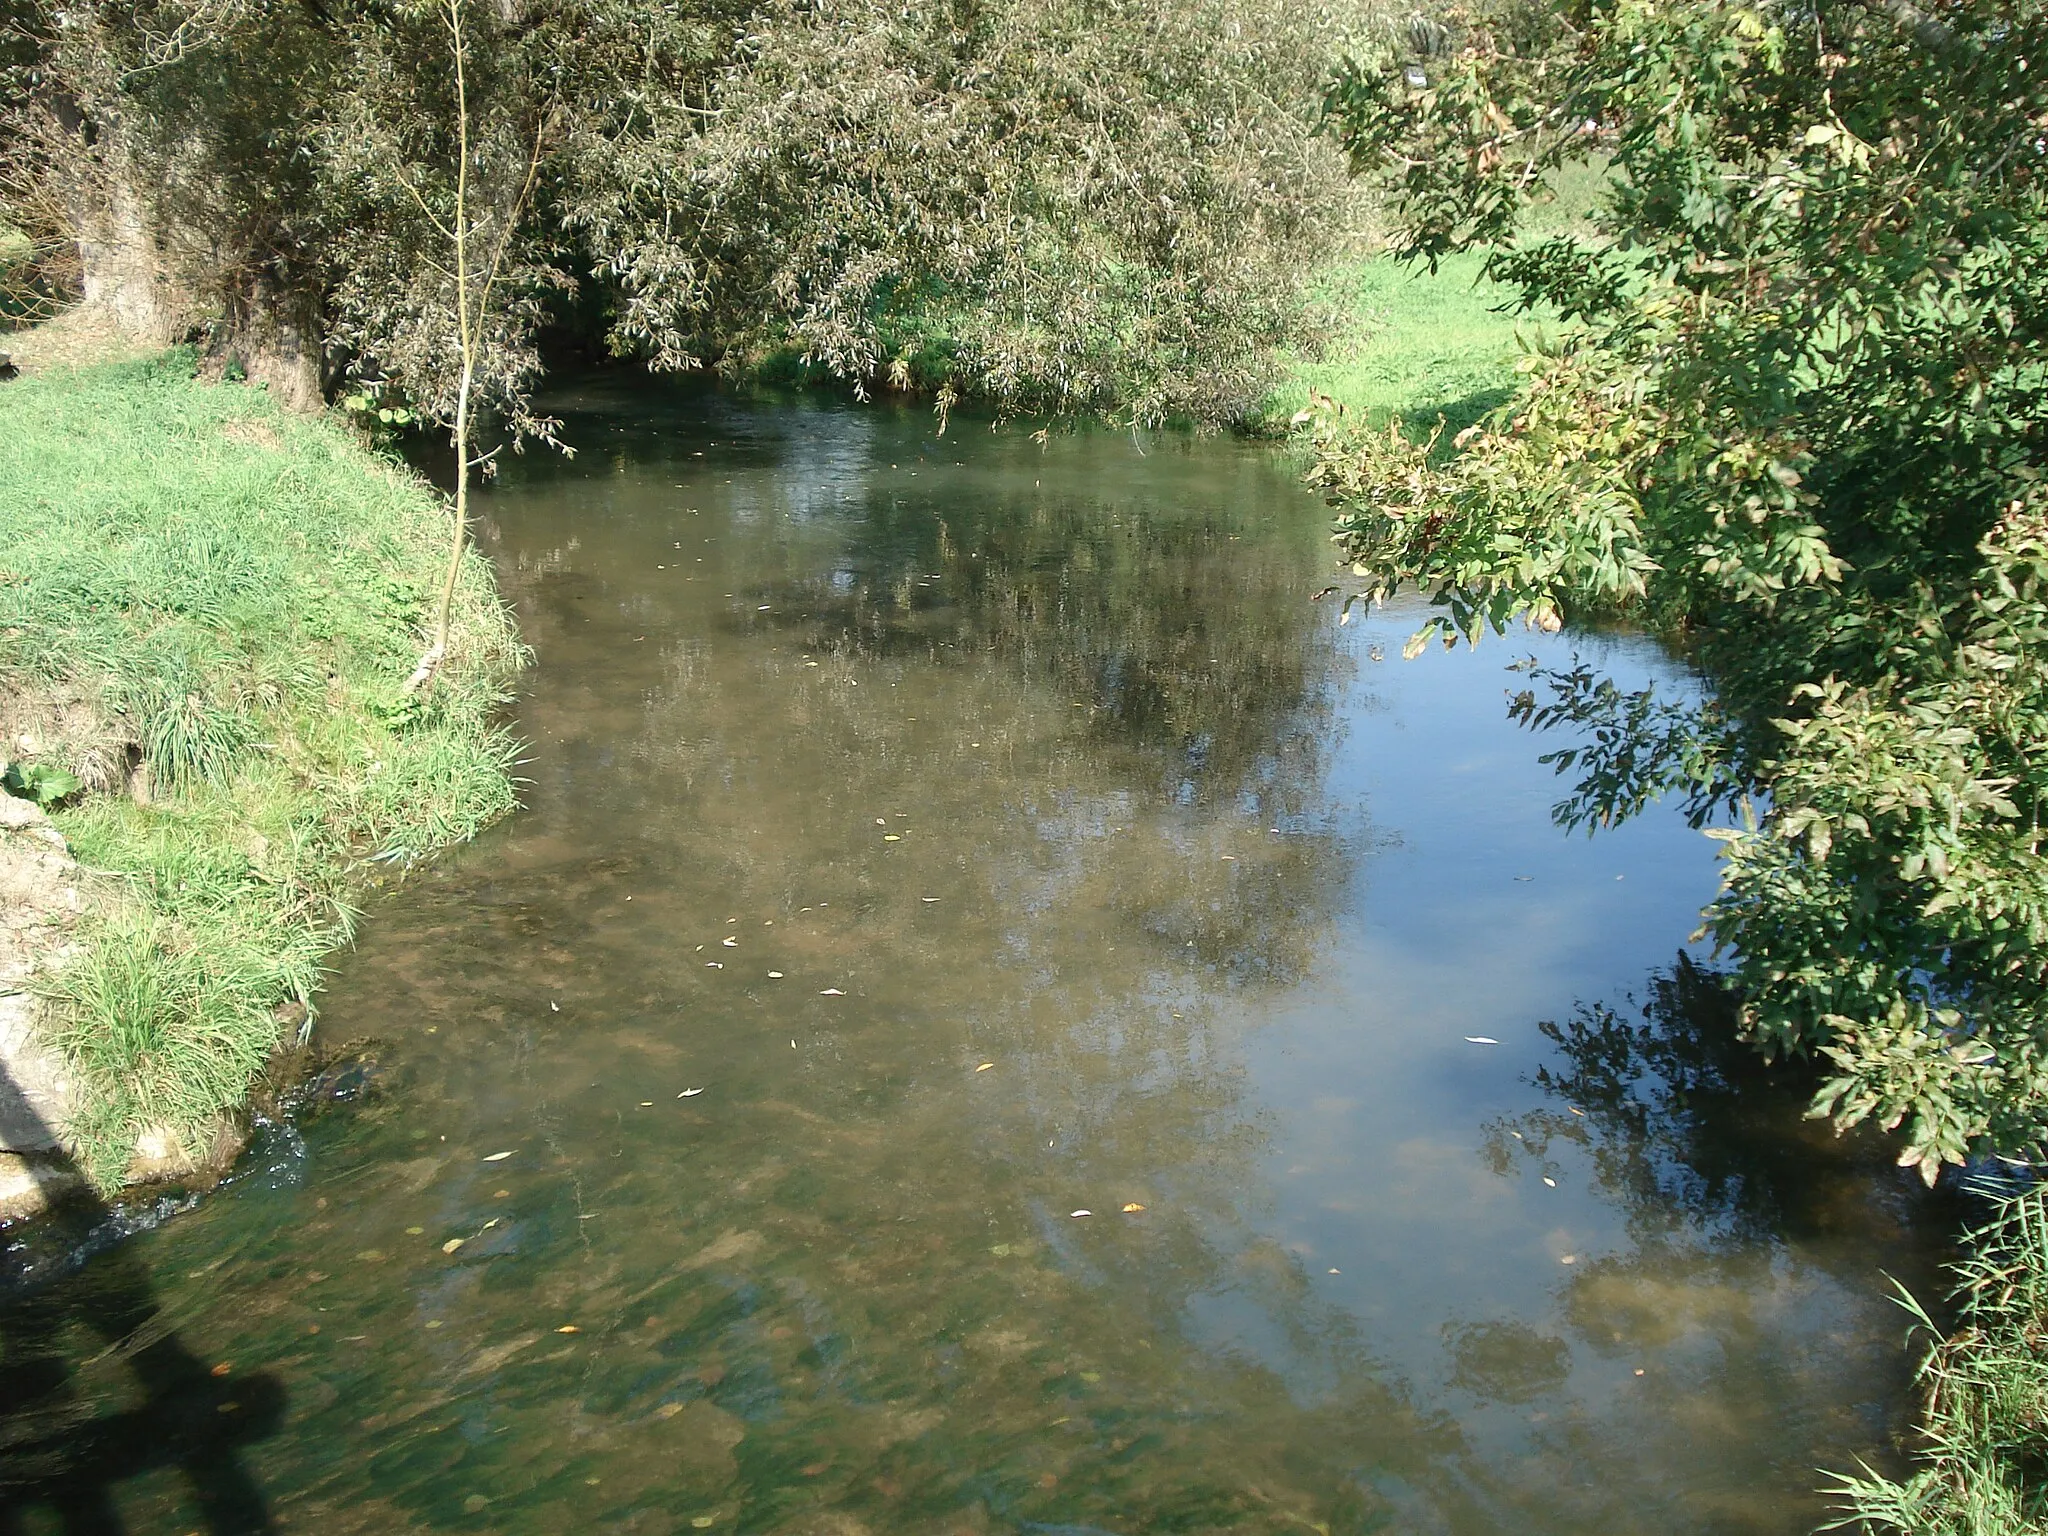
[1312,0,2048,1177]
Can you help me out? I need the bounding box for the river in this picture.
[1,381,1945,1535]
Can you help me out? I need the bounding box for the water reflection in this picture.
[23,382,1947,1535]
[1454,957,1948,1530]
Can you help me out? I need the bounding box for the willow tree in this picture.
[3,0,1351,428]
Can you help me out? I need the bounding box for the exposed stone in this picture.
[0,793,84,1154]
[0,1150,88,1223]
[125,1114,248,1186]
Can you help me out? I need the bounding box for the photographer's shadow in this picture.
[0,1070,282,1534]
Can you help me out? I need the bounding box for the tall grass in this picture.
[1825,1186,2048,1535]
[0,352,526,1185]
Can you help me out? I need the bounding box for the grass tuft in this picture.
[41,910,277,1188]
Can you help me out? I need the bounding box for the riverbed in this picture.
[1,381,1944,1534]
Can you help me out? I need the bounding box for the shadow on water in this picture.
[0,1071,283,1534]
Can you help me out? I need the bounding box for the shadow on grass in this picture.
[0,1071,283,1534]
[1400,385,1516,452]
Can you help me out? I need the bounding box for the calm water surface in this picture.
[7,385,1946,1534]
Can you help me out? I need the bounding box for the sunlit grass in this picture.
[1253,248,1529,438]
[1251,161,1610,437]
[1,352,526,1184]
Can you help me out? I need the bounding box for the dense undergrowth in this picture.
[0,353,523,1185]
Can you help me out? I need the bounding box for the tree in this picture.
[336,0,551,689]
[1310,0,2048,1181]
[1,0,1350,427]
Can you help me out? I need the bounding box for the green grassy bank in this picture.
[0,352,523,1187]
[1827,1187,2048,1535]
[1252,248,1528,438]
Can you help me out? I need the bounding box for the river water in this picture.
[4,383,1944,1535]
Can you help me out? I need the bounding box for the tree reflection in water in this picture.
[1462,955,1953,1531]
[1485,956,1946,1246]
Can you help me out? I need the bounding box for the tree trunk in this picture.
[215,270,325,413]
[68,135,191,344]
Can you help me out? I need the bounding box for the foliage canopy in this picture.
[5,0,1350,426]
[1312,0,2048,1181]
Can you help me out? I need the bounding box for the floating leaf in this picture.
[1070,1209,1092,1218]
[442,1238,466,1254]
[556,1325,581,1334]
[920,896,940,903]
[1542,1177,1556,1187]
[1121,1203,1145,1213]
[819,988,844,995]
[722,937,738,947]
[483,1151,514,1162]
[883,834,901,842]
[1464,1036,1499,1044]
[679,1088,705,1098]
[975,1062,994,1072]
